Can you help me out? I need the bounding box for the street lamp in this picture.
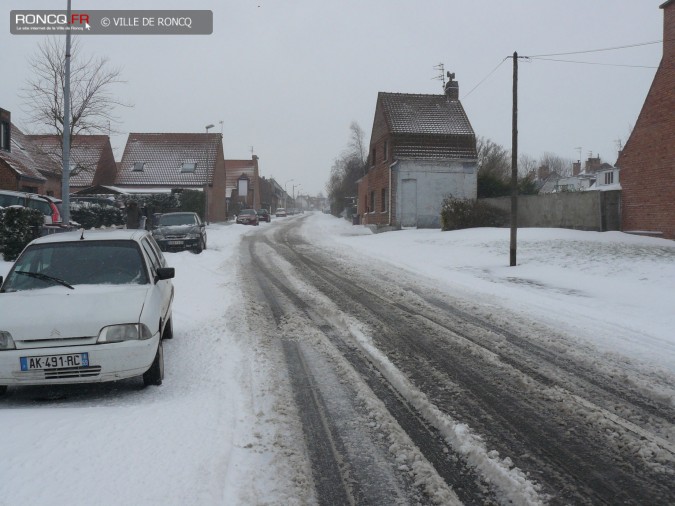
[204,124,215,224]
[284,178,294,209]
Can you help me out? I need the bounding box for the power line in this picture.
[462,57,509,100]
[528,57,659,69]
[528,40,662,58]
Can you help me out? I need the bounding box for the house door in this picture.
[400,179,417,227]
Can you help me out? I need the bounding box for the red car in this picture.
[236,209,259,226]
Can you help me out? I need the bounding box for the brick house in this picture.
[616,0,675,239]
[224,156,261,214]
[115,133,228,222]
[27,135,117,195]
[0,111,50,194]
[358,77,477,228]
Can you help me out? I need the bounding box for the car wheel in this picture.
[163,316,174,340]
[143,340,164,386]
[193,238,204,254]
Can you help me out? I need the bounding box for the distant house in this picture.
[616,0,675,239]
[115,133,227,221]
[225,156,261,213]
[0,110,50,194]
[259,176,284,212]
[358,76,477,229]
[27,135,117,194]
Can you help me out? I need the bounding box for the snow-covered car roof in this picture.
[29,228,150,245]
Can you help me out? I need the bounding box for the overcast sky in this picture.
[2,1,665,195]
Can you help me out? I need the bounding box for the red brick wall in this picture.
[617,3,675,239]
[0,162,19,190]
[358,126,393,226]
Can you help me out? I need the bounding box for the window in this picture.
[181,162,197,173]
[370,191,375,213]
[381,188,387,212]
[132,162,145,172]
[0,121,9,152]
[604,172,614,185]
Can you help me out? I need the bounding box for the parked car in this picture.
[236,209,259,226]
[257,209,271,222]
[0,229,175,393]
[275,208,287,217]
[151,212,207,253]
[0,189,61,225]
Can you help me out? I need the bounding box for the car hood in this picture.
[155,224,197,235]
[0,285,149,341]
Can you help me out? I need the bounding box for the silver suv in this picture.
[0,189,62,224]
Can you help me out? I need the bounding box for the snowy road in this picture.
[242,215,675,505]
[1,213,674,505]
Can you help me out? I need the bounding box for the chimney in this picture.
[444,72,459,100]
[0,108,10,152]
[538,165,550,180]
[572,161,581,176]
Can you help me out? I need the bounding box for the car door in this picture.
[140,237,173,328]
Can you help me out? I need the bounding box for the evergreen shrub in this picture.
[440,197,509,231]
[0,206,44,261]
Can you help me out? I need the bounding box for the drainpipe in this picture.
[389,160,397,226]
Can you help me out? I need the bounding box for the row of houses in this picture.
[357,0,674,239]
[0,113,298,220]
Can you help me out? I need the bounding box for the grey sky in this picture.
[2,0,664,195]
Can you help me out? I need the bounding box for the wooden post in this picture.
[510,51,518,267]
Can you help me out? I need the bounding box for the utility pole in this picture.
[61,0,72,225]
[510,51,519,267]
[204,123,214,224]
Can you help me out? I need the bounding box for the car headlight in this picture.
[97,324,153,343]
[0,331,16,350]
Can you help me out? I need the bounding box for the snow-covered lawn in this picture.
[0,214,673,504]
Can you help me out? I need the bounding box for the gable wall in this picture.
[617,3,675,239]
[0,161,19,190]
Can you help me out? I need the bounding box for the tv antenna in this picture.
[432,63,446,87]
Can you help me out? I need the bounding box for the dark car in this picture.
[257,209,271,222]
[151,212,207,253]
[236,209,259,226]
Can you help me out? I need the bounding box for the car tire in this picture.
[143,340,164,387]
[193,239,204,254]
[163,316,174,340]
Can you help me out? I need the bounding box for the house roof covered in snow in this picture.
[376,92,477,159]
[0,125,51,183]
[27,134,112,187]
[115,133,221,187]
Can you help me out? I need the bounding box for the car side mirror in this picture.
[156,267,175,280]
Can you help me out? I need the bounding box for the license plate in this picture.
[20,353,89,371]
[168,240,183,245]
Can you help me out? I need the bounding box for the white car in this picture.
[0,229,175,394]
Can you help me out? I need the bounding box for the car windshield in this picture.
[1,240,148,292]
[240,209,256,215]
[159,214,197,226]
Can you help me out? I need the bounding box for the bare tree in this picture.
[518,153,537,177]
[347,121,367,170]
[539,152,573,177]
[21,37,130,175]
[476,136,510,179]
[326,122,368,214]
